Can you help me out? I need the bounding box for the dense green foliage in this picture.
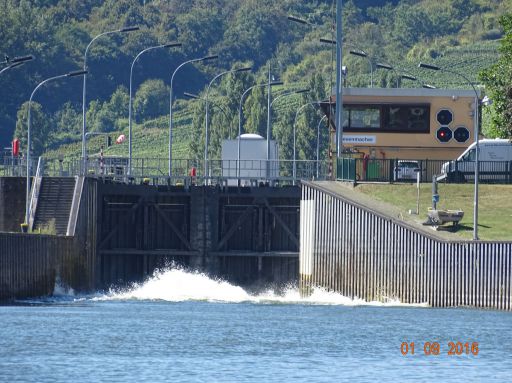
[1,0,510,161]
[480,14,512,138]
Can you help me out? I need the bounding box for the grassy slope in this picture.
[355,183,512,241]
[45,108,193,160]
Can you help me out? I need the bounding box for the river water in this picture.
[1,267,510,382]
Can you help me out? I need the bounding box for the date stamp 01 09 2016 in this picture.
[401,342,479,356]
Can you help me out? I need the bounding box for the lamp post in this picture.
[81,26,139,174]
[25,70,87,227]
[184,92,231,122]
[419,62,481,240]
[317,4,344,156]
[348,49,373,88]
[204,66,251,183]
[128,42,181,176]
[376,62,399,88]
[236,81,283,179]
[185,92,233,139]
[267,88,310,140]
[399,73,437,89]
[335,0,343,158]
[267,88,310,179]
[168,55,218,178]
[317,115,328,178]
[292,101,323,183]
[0,55,34,75]
[289,1,344,158]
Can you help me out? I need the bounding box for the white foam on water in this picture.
[92,266,427,307]
[52,279,76,299]
[95,267,250,303]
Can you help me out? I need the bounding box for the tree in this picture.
[188,99,205,161]
[88,86,129,132]
[49,102,82,147]
[244,85,267,137]
[13,102,50,157]
[480,14,512,138]
[134,79,168,122]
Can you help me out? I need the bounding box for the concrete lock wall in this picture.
[0,177,26,233]
[300,181,512,310]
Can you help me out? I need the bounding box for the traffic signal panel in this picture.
[453,126,470,143]
[436,126,452,142]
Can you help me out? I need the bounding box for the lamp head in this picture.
[349,50,367,58]
[320,38,336,46]
[164,42,182,48]
[120,26,140,33]
[184,92,200,99]
[12,55,34,64]
[287,15,309,25]
[401,74,417,81]
[67,70,88,77]
[376,63,393,71]
[202,55,219,61]
[418,62,440,71]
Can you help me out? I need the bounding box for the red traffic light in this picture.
[436,127,452,143]
[12,139,20,156]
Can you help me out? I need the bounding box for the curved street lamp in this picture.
[316,115,328,178]
[349,49,373,88]
[321,39,374,89]
[168,55,218,177]
[289,4,344,159]
[236,81,283,179]
[0,61,24,75]
[0,55,34,75]
[266,88,309,178]
[398,73,437,89]
[267,88,310,141]
[204,66,251,182]
[81,26,139,173]
[184,92,231,123]
[25,70,87,227]
[376,62,399,88]
[128,42,181,176]
[1,55,34,66]
[292,101,324,183]
[419,62,481,240]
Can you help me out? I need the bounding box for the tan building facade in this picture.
[323,87,479,160]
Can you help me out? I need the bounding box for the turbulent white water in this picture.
[89,267,427,307]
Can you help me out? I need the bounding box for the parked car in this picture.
[394,160,420,181]
[441,139,512,182]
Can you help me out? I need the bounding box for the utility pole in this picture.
[335,0,343,159]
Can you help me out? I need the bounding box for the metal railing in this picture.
[2,156,332,185]
[337,157,512,184]
[27,157,44,231]
[4,155,511,185]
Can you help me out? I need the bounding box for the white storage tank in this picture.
[221,133,279,185]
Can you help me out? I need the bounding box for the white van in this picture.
[441,139,512,182]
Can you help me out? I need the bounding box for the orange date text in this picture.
[401,342,479,356]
